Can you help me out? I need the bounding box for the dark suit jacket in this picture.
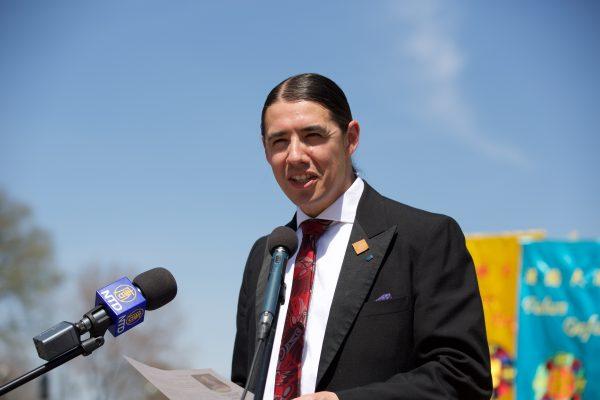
[232,182,492,399]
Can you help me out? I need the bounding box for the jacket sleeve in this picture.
[335,217,492,400]
[231,237,265,388]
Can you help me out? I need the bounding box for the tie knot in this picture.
[300,219,331,238]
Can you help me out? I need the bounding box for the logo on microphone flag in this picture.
[126,308,145,326]
[114,284,137,302]
[96,277,147,336]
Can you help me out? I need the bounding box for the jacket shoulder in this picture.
[244,235,268,274]
[370,188,459,235]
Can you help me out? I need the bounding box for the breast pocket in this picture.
[360,295,410,317]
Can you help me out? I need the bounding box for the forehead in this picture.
[263,100,334,135]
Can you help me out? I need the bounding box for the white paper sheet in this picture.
[124,356,253,400]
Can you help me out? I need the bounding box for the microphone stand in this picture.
[240,280,286,400]
[0,306,111,396]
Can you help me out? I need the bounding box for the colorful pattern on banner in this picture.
[517,241,600,400]
[467,231,544,400]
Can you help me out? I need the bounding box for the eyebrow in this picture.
[300,125,327,134]
[265,124,329,141]
[265,131,286,141]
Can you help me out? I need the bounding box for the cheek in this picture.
[267,154,284,171]
[316,152,341,176]
[270,158,289,183]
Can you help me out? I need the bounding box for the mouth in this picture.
[288,173,318,188]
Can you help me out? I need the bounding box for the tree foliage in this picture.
[0,189,62,399]
[0,190,60,306]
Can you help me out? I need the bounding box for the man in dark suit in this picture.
[232,73,492,400]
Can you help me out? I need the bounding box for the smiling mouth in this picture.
[289,173,318,187]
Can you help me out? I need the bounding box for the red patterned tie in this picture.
[274,219,331,400]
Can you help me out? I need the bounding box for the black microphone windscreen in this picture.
[268,226,298,255]
[132,267,177,311]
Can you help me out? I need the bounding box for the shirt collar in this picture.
[296,177,365,227]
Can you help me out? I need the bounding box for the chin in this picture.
[293,198,316,212]
[285,188,316,205]
[299,198,327,217]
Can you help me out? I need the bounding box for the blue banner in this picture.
[517,240,599,400]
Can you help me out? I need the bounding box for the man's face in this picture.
[263,100,359,217]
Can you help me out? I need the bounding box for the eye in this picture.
[270,138,288,149]
[304,131,326,143]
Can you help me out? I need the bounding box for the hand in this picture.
[293,391,339,400]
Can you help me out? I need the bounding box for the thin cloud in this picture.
[394,1,531,169]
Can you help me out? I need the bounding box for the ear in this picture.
[345,120,360,156]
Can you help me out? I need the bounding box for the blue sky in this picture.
[1,0,598,378]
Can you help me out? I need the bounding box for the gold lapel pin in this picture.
[352,239,369,255]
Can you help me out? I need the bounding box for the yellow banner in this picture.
[466,230,544,400]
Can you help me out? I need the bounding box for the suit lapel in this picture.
[316,182,397,387]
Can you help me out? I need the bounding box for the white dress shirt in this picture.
[263,177,365,399]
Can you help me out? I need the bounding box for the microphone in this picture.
[93,266,177,336]
[241,227,298,400]
[34,267,177,361]
[257,226,298,342]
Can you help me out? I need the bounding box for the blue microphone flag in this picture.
[95,277,147,337]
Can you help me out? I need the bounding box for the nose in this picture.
[287,135,309,166]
